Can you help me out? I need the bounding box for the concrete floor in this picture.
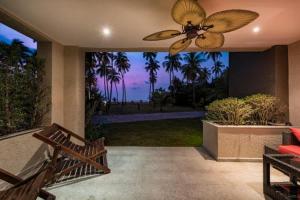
[47,147,286,200]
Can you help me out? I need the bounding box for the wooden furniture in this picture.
[33,123,110,183]
[0,148,60,200]
[263,154,300,200]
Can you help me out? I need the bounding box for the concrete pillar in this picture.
[63,46,85,137]
[37,41,64,125]
[37,43,85,137]
[288,41,300,126]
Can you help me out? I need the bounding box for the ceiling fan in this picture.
[143,0,259,55]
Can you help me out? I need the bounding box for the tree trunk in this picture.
[121,73,125,104]
[152,82,155,94]
[109,80,113,102]
[115,82,118,102]
[169,71,172,88]
[149,81,152,100]
[123,77,127,104]
[103,74,106,99]
[192,80,196,106]
[106,76,110,100]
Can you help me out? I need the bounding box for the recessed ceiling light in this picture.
[253,27,260,33]
[102,27,111,36]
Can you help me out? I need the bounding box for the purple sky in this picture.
[0,23,229,101]
[97,52,228,101]
[0,23,37,50]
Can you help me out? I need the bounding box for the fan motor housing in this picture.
[184,25,200,39]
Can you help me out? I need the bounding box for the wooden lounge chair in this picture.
[33,123,110,183]
[0,148,60,200]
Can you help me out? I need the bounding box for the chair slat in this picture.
[32,123,111,184]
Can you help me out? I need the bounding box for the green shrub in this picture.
[151,88,172,112]
[206,98,252,125]
[244,94,286,125]
[206,94,287,125]
[85,124,105,141]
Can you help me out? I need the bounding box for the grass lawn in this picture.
[101,118,203,146]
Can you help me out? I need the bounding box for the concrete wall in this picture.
[63,46,85,135]
[0,130,49,174]
[203,121,288,161]
[37,43,85,136]
[288,41,300,125]
[229,46,289,105]
[37,41,65,125]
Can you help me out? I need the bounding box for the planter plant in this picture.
[206,94,288,126]
[203,94,290,161]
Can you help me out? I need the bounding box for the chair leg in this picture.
[103,155,108,168]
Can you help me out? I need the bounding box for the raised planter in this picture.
[203,120,291,162]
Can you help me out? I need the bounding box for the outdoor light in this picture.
[102,27,111,36]
[253,26,260,33]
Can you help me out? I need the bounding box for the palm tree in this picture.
[212,60,225,77]
[199,67,211,85]
[143,52,159,99]
[163,53,182,88]
[85,52,97,100]
[107,68,120,103]
[182,52,206,105]
[205,52,222,63]
[115,52,130,104]
[145,58,160,99]
[95,52,114,100]
[143,52,157,61]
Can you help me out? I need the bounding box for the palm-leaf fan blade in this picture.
[143,30,181,41]
[195,32,224,49]
[169,38,192,55]
[172,0,206,26]
[204,10,259,33]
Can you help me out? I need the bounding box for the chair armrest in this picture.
[0,168,56,200]
[0,169,21,184]
[53,123,87,143]
[282,132,300,145]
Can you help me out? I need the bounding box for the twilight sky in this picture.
[97,52,228,101]
[0,23,37,50]
[0,23,229,101]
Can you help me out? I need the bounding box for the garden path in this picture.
[94,111,205,124]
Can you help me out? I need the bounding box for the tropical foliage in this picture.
[151,88,172,112]
[206,98,252,125]
[0,40,48,135]
[143,52,160,98]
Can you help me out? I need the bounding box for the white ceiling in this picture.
[1,0,300,51]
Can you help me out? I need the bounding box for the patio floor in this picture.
[47,147,286,200]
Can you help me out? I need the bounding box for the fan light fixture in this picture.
[102,27,111,36]
[143,0,259,55]
[253,27,260,33]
